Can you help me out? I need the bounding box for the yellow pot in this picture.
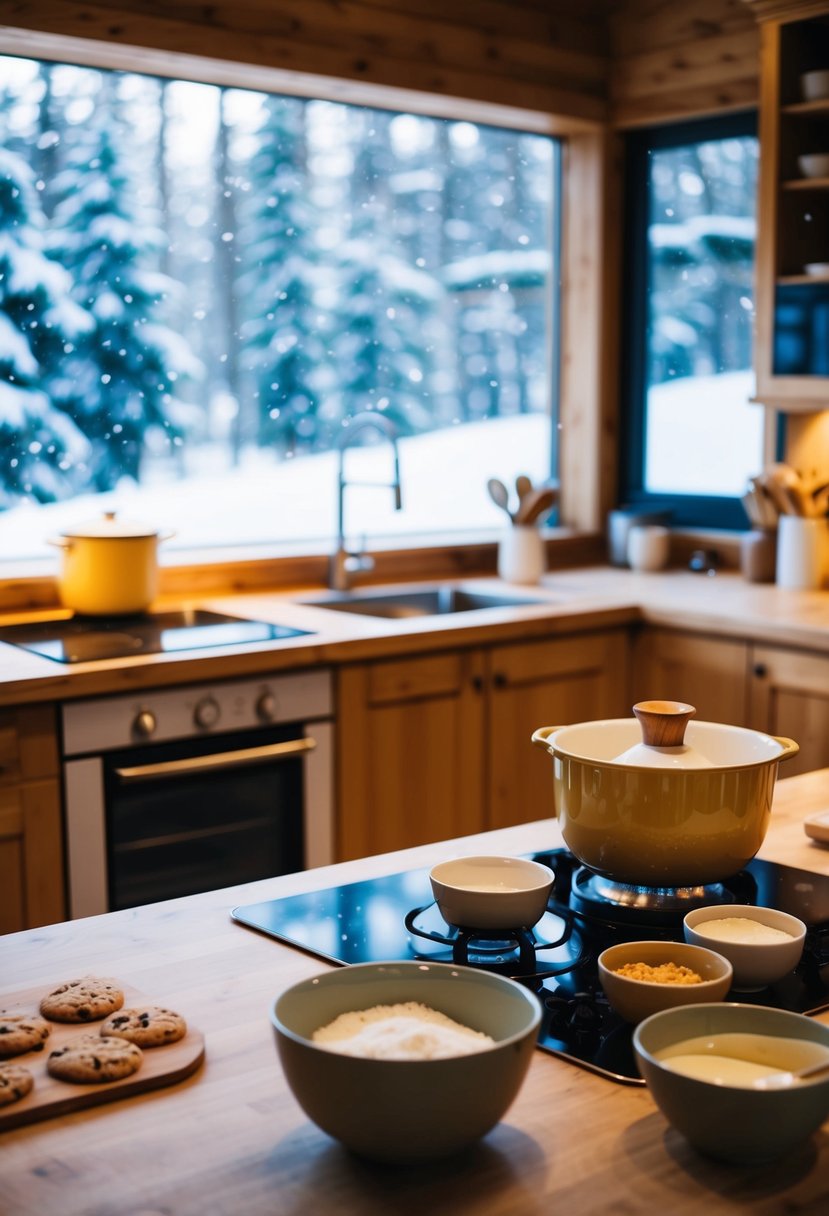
[531,714,799,887]
[49,512,173,616]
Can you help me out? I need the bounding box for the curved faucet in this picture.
[330,412,403,590]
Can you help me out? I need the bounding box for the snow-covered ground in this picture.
[0,370,763,569]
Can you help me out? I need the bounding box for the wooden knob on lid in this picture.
[632,700,696,748]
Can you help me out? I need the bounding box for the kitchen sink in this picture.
[297,585,548,619]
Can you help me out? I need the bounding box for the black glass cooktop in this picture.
[232,848,829,1086]
[0,609,311,663]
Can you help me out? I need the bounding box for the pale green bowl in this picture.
[634,1003,829,1165]
[271,961,541,1162]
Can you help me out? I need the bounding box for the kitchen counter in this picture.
[2,564,829,706]
[2,767,829,1216]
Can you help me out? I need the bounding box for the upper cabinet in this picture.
[750,0,829,408]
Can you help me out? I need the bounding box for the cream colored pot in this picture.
[531,701,799,888]
[49,512,173,616]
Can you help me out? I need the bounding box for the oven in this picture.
[62,669,334,918]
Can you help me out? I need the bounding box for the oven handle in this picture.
[113,737,316,783]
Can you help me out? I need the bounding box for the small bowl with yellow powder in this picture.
[271,961,541,1162]
[598,940,732,1025]
[684,904,806,992]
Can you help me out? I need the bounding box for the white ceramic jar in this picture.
[627,524,670,572]
[497,526,545,584]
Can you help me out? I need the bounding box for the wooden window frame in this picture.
[0,24,612,609]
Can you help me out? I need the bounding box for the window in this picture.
[0,55,559,563]
[620,113,765,529]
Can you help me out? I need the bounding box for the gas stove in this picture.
[232,848,829,1085]
[0,608,310,663]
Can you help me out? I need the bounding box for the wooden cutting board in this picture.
[0,979,205,1132]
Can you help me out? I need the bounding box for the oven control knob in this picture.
[255,691,277,722]
[194,696,221,729]
[132,710,157,739]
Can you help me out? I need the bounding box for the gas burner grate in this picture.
[403,901,587,978]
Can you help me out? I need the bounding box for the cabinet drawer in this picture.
[367,652,469,705]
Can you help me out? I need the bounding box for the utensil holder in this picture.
[497,527,545,584]
[627,525,670,572]
[776,516,828,590]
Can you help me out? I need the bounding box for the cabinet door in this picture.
[487,629,631,830]
[632,628,750,726]
[336,650,485,859]
[0,706,64,932]
[750,643,829,776]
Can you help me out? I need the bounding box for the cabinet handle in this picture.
[753,664,768,679]
[471,675,484,693]
[493,673,508,689]
[113,737,316,783]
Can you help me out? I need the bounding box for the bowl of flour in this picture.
[271,961,541,1161]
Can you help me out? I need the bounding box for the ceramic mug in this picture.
[627,524,670,572]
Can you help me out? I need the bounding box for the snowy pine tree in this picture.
[0,148,93,507]
[237,94,328,454]
[49,79,201,491]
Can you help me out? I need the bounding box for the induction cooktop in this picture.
[0,609,311,663]
[232,848,829,1086]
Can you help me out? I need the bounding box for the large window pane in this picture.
[0,56,557,561]
[622,115,763,527]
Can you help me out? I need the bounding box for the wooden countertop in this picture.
[2,565,829,707]
[2,768,829,1215]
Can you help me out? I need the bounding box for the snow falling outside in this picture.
[0,60,763,566]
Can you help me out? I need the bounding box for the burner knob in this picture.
[193,696,221,729]
[132,709,157,740]
[255,691,277,722]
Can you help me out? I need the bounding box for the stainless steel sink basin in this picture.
[297,586,548,619]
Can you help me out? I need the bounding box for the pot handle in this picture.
[773,736,800,763]
[531,726,565,754]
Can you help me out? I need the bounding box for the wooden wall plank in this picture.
[0,2,610,125]
[610,0,760,127]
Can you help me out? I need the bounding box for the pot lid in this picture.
[60,511,162,540]
[610,701,714,769]
[542,702,794,770]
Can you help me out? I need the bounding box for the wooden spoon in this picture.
[515,474,533,505]
[516,486,557,525]
[487,477,513,520]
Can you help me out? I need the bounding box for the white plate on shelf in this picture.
[804,262,829,277]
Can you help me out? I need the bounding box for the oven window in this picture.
[103,724,304,909]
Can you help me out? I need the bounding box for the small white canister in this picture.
[775,515,828,590]
[627,524,670,572]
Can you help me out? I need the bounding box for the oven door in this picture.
[64,720,332,917]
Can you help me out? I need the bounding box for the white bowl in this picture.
[683,904,806,991]
[802,69,829,101]
[634,1003,829,1165]
[429,855,554,929]
[804,262,829,277]
[798,153,829,179]
[271,961,541,1162]
[598,940,732,1024]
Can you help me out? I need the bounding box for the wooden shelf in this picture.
[782,98,829,114]
[781,174,829,188]
[777,272,829,283]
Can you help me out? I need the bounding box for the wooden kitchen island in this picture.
[2,770,829,1216]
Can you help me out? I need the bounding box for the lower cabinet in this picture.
[749,643,829,778]
[0,705,65,934]
[632,626,829,778]
[631,626,750,726]
[335,628,631,859]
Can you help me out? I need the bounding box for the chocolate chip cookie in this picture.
[46,1035,143,1084]
[0,1013,51,1058]
[101,1006,187,1048]
[0,1062,34,1107]
[39,977,124,1024]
